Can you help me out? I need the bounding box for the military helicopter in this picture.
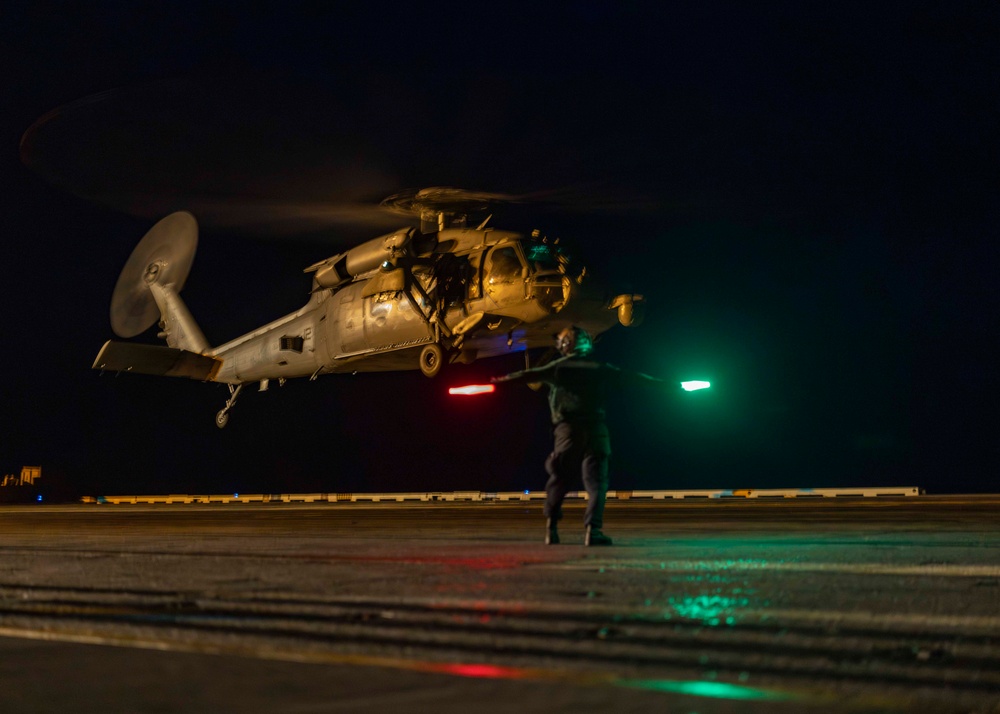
[93,187,642,427]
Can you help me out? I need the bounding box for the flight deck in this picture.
[0,494,998,713]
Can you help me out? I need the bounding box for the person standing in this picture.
[492,326,662,545]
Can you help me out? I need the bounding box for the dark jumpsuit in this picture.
[498,356,633,529]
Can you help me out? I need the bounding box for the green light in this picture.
[619,678,795,701]
[681,381,711,391]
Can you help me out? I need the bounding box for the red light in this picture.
[448,384,495,396]
[431,663,527,679]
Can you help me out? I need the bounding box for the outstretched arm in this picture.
[605,363,670,388]
[492,358,563,385]
[628,370,668,386]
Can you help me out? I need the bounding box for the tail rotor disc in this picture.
[110,211,198,338]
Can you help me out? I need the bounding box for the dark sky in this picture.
[2,2,997,497]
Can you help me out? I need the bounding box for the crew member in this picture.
[493,326,661,546]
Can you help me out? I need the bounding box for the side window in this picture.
[484,245,527,305]
[487,247,523,286]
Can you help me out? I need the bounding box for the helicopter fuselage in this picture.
[92,211,640,427]
[207,226,626,384]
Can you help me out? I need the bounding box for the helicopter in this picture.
[92,187,643,428]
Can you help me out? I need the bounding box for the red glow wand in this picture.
[448,384,496,396]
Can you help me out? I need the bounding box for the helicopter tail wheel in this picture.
[215,383,244,428]
[419,343,444,378]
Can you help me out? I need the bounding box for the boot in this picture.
[545,518,560,545]
[585,525,612,546]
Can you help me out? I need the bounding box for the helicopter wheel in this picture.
[419,344,444,378]
[215,409,230,429]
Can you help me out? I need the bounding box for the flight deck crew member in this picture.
[492,326,662,546]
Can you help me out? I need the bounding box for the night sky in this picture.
[2,2,997,498]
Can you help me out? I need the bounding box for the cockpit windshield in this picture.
[523,241,564,271]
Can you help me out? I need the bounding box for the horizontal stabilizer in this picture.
[92,341,221,381]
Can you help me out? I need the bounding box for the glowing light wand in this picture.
[680,381,711,391]
[448,384,496,396]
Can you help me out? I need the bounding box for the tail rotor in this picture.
[110,211,208,352]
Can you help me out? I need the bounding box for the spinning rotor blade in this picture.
[21,75,660,237]
[20,77,408,235]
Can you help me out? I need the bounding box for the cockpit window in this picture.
[524,242,563,270]
[487,246,523,285]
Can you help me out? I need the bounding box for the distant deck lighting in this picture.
[448,384,496,396]
[681,381,711,391]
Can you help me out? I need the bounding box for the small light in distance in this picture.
[448,384,496,396]
[681,381,711,391]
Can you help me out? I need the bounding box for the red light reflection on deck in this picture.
[429,663,531,679]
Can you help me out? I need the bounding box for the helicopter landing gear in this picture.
[215,383,244,429]
[419,343,444,378]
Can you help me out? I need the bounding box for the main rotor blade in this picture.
[20,76,409,234]
[20,74,660,237]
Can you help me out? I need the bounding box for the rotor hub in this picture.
[381,187,523,232]
[143,262,162,284]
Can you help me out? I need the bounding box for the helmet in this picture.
[555,326,593,357]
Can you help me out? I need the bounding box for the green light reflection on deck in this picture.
[667,594,750,626]
[619,678,794,701]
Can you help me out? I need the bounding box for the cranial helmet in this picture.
[555,326,594,356]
